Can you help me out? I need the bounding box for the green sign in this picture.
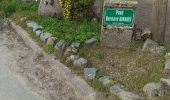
[104,8,136,27]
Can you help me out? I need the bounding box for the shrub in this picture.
[59,0,95,20]
[3,4,16,17]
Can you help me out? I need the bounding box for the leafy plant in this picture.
[44,45,55,54]
[89,78,105,91]
[96,52,105,60]
[1,3,16,17]
[59,0,95,20]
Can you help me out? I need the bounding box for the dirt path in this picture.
[0,20,80,100]
[0,21,45,100]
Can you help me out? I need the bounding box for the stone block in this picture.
[119,91,143,100]
[101,27,133,48]
[110,83,124,95]
[164,58,170,71]
[35,30,43,37]
[73,58,87,68]
[84,68,97,80]
[40,32,52,42]
[142,39,166,55]
[85,38,98,47]
[99,76,111,86]
[143,82,167,97]
[32,25,43,32]
[55,40,66,50]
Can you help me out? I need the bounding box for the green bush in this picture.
[59,0,95,20]
[3,4,16,17]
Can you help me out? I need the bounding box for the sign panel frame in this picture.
[103,8,136,28]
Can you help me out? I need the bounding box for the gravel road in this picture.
[0,20,80,100]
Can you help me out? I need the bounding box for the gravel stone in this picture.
[66,55,79,63]
[164,58,170,71]
[142,39,166,55]
[119,91,143,100]
[160,78,170,86]
[99,76,111,86]
[71,42,80,48]
[55,40,66,50]
[26,21,37,28]
[32,25,43,32]
[40,32,52,42]
[20,17,27,22]
[143,82,167,97]
[85,38,98,46]
[35,30,43,37]
[73,58,87,68]
[47,37,57,45]
[84,68,97,80]
[110,84,124,95]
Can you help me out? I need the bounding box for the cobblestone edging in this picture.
[10,21,97,100]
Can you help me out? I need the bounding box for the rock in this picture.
[71,48,78,54]
[20,17,27,22]
[119,91,143,100]
[133,31,142,41]
[99,76,111,86]
[64,47,78,58]
[110,84,124,95]
[26,21,37,28]
[71,42,80,48]
[35,30,43,37]
[38,0,63,16]
[143,82,167,97]
[40,32,52,42]
[142,28,152,36]
[142,39,166,55]
[32,25,43,32]
[85,38,98,47]
[141,28,152,40]
[47,37,57,45]
[73,58,87,68]
[66,55,79,63]
[160,78,170,86]
[84,68,97,80]
[91,17,97,21]
[102,28,133,48]
[55,40,66,50]
[165,53,170,59]
[64,47,72,58]
[164,58,170,71]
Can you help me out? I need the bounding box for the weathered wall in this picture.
[136,0,170,43]
[93,0,170,43]
[167,1,170,42]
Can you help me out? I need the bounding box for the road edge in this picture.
[10,21,97,100]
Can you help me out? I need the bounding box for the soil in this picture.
[87,45,170,97]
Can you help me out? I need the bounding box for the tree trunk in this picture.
[151,0,168,44]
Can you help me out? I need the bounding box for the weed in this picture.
[165,44,170,52]
[128,42,138,51]
[96,68,108,79]
[44,45,55,54]
[89,78,105,91]
[96,52,105,60]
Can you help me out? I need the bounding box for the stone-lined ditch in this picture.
[11,17,170,100]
